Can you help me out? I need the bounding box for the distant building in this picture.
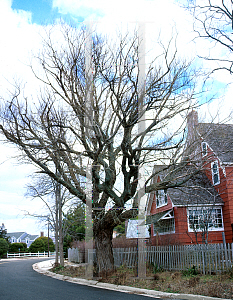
[7,232,39,248]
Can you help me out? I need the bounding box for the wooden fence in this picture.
[69,243,233,274]
[7,251,56,258]
[113,244,233,274]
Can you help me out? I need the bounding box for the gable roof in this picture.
[24,234,39,241]
[7,232,27,240]
[169,166,223,206]
[147,165,223,210]
[198,123,233,164]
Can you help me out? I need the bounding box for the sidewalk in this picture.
[33,259,228,300]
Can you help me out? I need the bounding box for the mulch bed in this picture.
[51,264,233,299]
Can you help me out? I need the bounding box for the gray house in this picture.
[7,232,39,248]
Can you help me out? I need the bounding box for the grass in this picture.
[51,263,233,299]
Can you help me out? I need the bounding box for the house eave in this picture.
[174,203,223,207]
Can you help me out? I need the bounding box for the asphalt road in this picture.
[0,258,162,300]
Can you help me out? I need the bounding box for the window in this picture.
[12,238,15,243]
[201,142,207,156]
[153,210,175,234]
[211,161,220,185]
[188,207,223,231]
[26,239,29,244]
[156,189,167,207]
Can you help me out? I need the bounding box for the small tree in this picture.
[0,224,8,241]
[0,238,9,257]
[63,203,85,242]
[29,237,55,253]
[26,173,76,267]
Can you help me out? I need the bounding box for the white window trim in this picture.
[211,160,220,185]
[187,206,224,232]
[201,142,208,156]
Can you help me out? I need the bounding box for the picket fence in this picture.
[68,243,233,274]
[7,251,56,258]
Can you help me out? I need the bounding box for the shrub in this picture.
[0,238,9,257]
[225,266,233,278]
[148,262,164,274]
[182,265,199,276]
[29,237,55,252]
[9,242,27,253]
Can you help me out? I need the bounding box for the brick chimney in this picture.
[187,110,198,143]
[184,110,200,161]
[40,231,44,237]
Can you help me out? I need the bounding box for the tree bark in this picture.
[94,226,115,276]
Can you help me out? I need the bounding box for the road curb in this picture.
[32,260,229,300]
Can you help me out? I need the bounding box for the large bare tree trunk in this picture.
[94,226,115,276]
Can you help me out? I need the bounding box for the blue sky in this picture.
[0,0,232,235]
[11,0,100,25]
[12,0,60,25]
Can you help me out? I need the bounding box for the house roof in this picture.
[168,167,223,206]
[146,210,173,225]
[148,165,223,208]
[198,123,233,164]
[7,232,27,239]
[24,234,39,241]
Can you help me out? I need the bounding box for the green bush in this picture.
[0,238,9,257]
[29,236,55,253]
[9,242,27,253]
[182,265,198,276]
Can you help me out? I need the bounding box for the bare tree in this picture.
[0,25,200,274]
[26,174,75,267]
[184,0,233,73]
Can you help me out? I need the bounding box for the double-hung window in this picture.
[211,160,220,185]
[188,207,223,231]
[156,189,167,207]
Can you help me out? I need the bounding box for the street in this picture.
[0,258,162,300]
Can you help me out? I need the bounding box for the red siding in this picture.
[202,146,233,243]
[150,207,224,246]
[149,143,233,245]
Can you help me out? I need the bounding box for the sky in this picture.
[0,0,232,235]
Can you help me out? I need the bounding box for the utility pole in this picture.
[47,215,50,257]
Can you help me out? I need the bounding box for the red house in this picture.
[146,111,233,245]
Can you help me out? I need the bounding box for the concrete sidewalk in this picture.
[33,260,228,300]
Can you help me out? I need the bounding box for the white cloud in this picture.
[53,0,196,60]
